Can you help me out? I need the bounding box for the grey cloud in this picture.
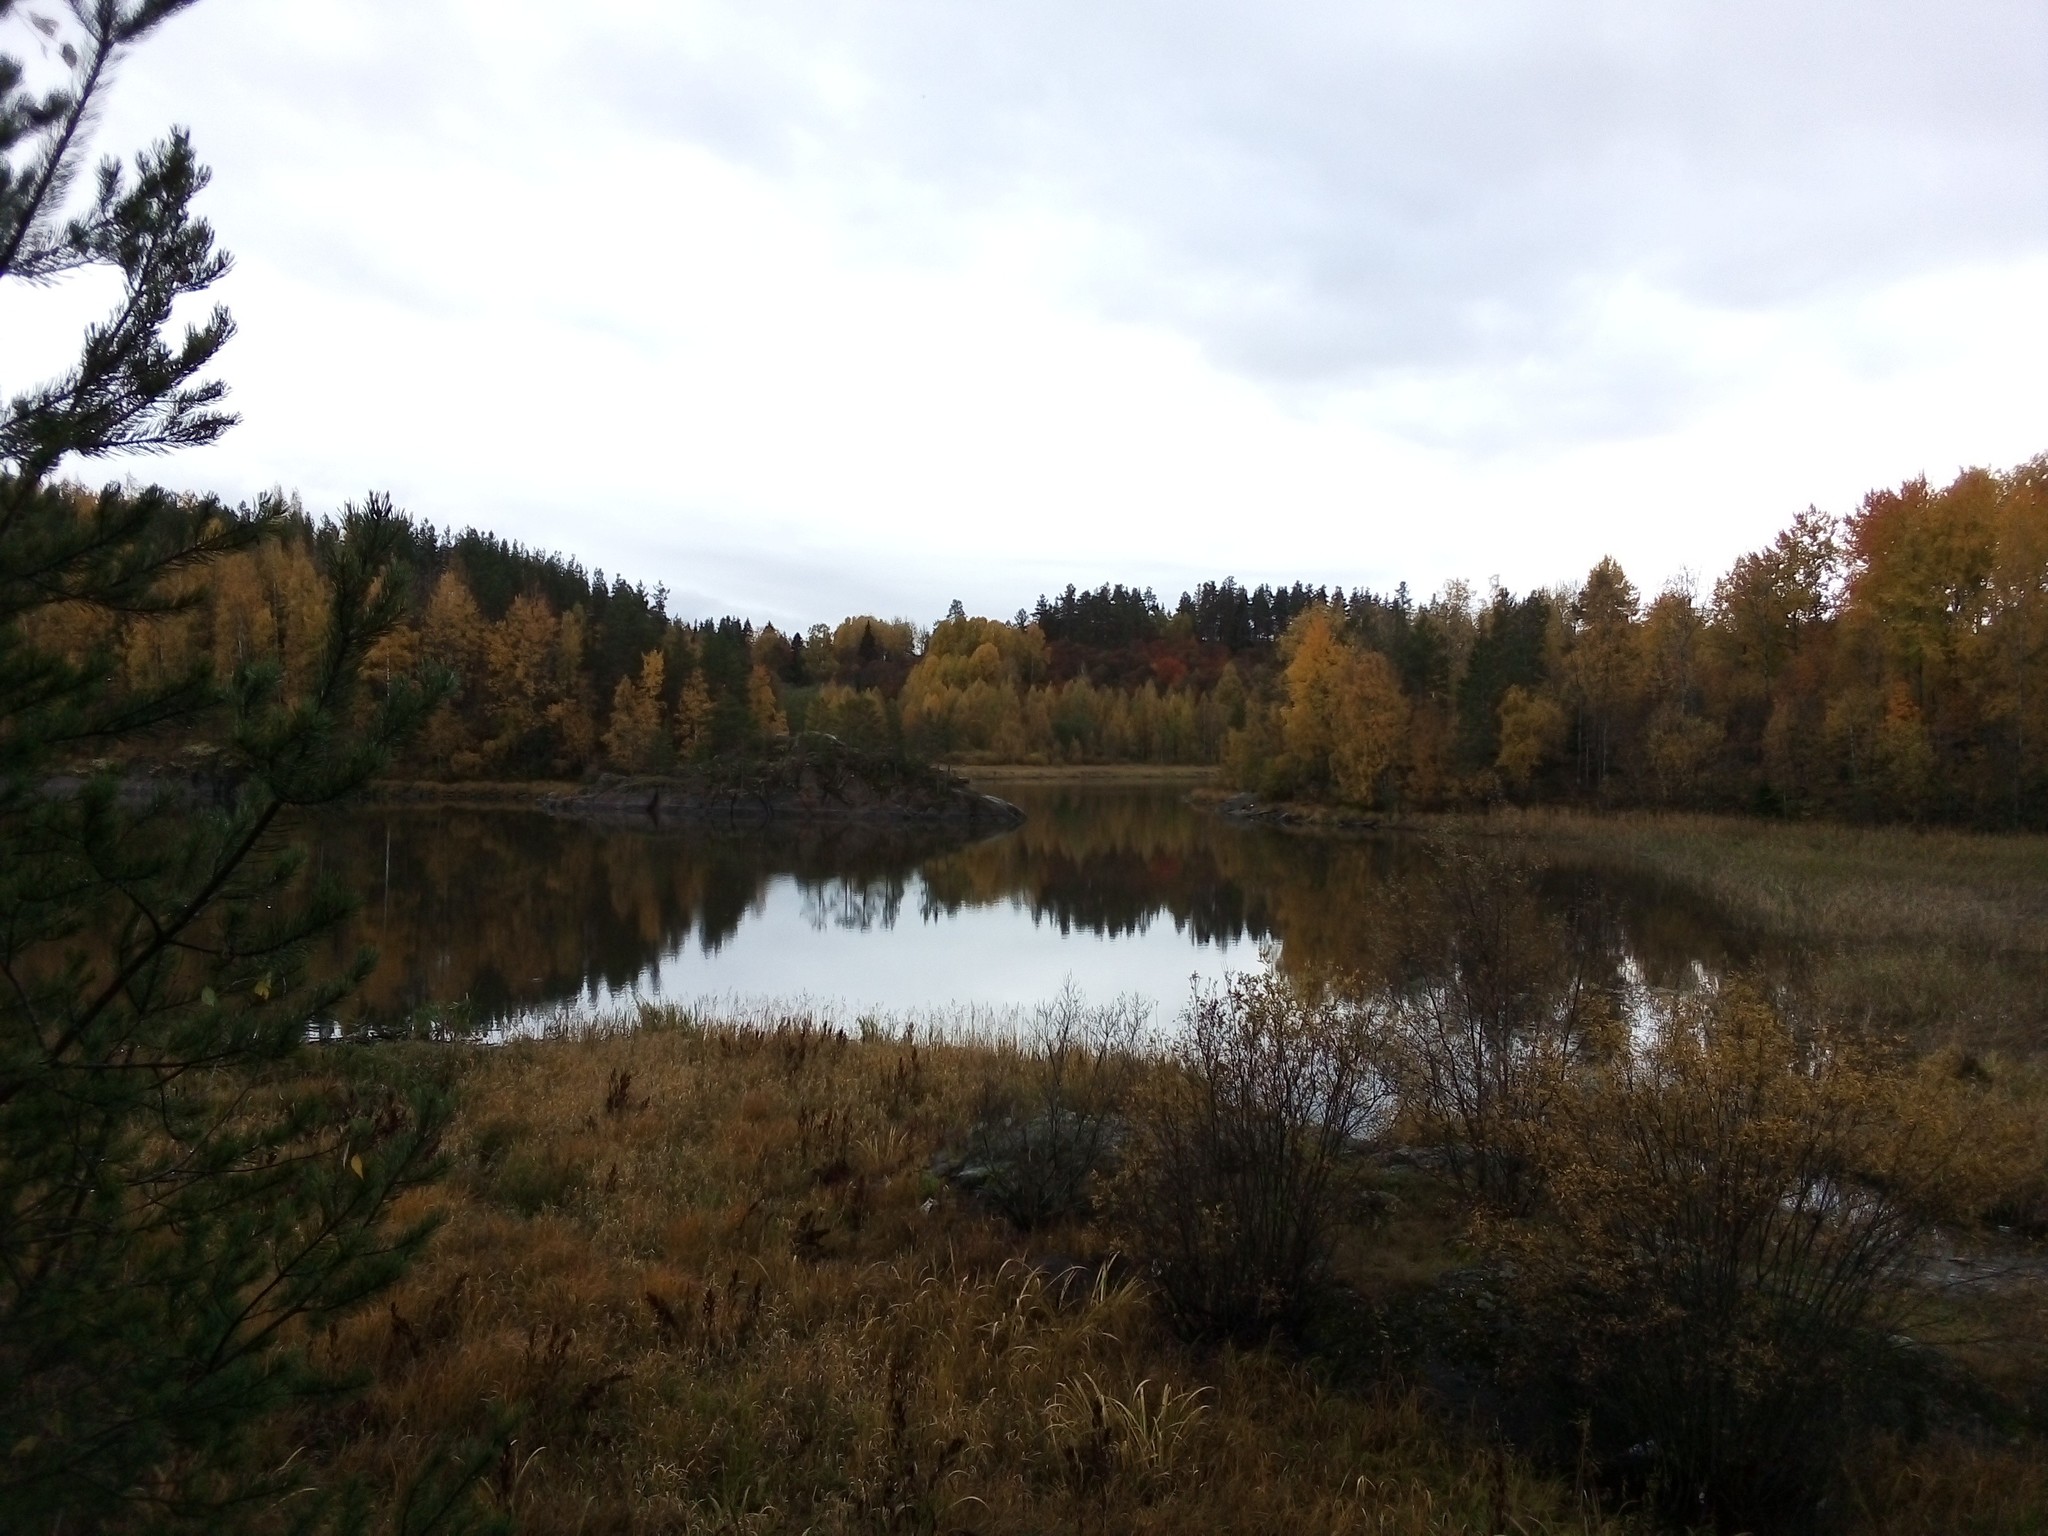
[113,1,2048,430]
[568,0,2047,442]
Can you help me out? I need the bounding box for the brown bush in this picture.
[1506,982,1975,1531]
[1117,968,1395,1340]
[966,983,1146,1229]
[1389,848,1619,1210]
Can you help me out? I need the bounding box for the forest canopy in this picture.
[34,453,2048,826]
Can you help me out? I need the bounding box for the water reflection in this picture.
[296,786,1789,1034]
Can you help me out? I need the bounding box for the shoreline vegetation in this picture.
[284,992,2047,1534]
[357,758,1219,805]
[359,759,1213,807]
[347,768,2048,1056]
[956,761,1220,786]
[1442,805,2048,952]
[355,766,2048,968]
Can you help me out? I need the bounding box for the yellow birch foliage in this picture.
[1279,607,1350,771]
[1328,650,1407,803]
[602,649,667,772]
[1495,684,1565,789]
[673,670,713,760]
[1280,606,1408,802]
[747,664,788,740]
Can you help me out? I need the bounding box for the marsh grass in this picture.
[283,1015,1648,1535]
[268,981,2048,1535]
[1454,808,2048,955]
[1447,808,2048,1055]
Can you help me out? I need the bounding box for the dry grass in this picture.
[1446,807,2048,955]
[1438,807,2048,1057]
[277,1007,2048,1534]
[1842,1438,2048,1536]
[290,1017,1643,1535]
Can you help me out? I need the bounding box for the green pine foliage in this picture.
[1,6,469,1529]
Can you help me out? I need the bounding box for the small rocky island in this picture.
[541,732,1025,828]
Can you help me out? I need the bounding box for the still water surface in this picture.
[303,785,1759,1033]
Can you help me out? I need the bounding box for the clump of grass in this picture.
[962,982,1148,1230]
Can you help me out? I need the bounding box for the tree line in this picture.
[1222,459,2048,825]
[35,453,2047,824]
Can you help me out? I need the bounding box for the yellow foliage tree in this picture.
[1875,680,1934,815]
[747,664,788,740]
[1279,607,1350,771]
[673,670,714,760]
[421,567,489,678]
[602,649,667,772]
[476,592,593,776]
[1279,606,1408,803]
[1329,650,1407,803]
[1641,703,1721,802]
[831,615,917,669]
[806,683,891,752]
[1496,684,1565,791]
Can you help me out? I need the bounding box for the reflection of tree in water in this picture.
[920,788,1283,943]
[1525,861,1769,994]
[800,874,908,932]
[298,811,953,1026]
[295,788,1787,1030]
[920,788,1442,963]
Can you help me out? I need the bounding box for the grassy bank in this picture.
[1441,807,2048,955]
[1429,808,2048,1056]
[289,1012,2045,1534]
[305,1017,1636,1534]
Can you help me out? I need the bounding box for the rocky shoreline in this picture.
[1207,790,1386,831]
[538,734,1026,829]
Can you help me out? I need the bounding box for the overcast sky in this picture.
[5,1,2045,628]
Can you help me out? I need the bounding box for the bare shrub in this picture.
[967,983,1146,1229]
[1508,981,1972,1531]
[1117,968,1394,1339]
[1390,848,1618,1209]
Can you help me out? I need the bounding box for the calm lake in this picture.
[299,784,1771,1036]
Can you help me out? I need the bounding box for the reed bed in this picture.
[1454,807,2048,955]
[279,996,2048,1535]
[1445,808,2048,1056]
[293,1016,1644,1535]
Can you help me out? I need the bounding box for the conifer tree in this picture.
[0,6,461,1528]
[673,668,713,760]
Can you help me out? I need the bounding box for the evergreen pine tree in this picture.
[1,6,467,1528]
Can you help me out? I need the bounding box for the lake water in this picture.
[298,784,1780,1037]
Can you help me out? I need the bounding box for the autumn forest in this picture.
[39,452,2046,827]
